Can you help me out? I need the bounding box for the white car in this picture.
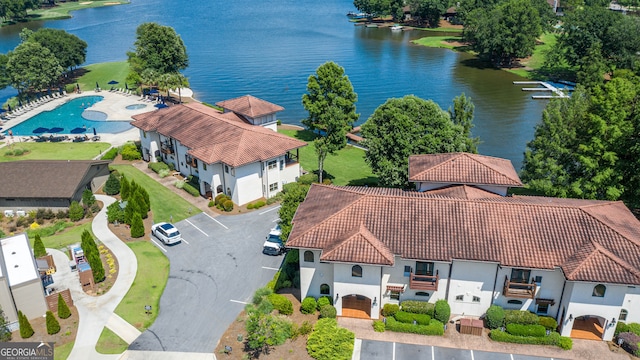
[269,223,282,237]
[151,222,183,245]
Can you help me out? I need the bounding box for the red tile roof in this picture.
[287,184,640,285]
[216,95,284,119]
[409,153,523,187]
[320,224,394,266]
[131,102,306,167]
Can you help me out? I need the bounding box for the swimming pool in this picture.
[7,96,133,136]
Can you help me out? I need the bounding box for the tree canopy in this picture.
[127,22,188,78]
[361,95,474,188]
[27,29,87,71]
[0,0,39,22]
[409,0,449,28]
[302,61,359,183]
[6,41,63,93]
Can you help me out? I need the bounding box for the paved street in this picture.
[128,205,284,353]
[355,340,567,360]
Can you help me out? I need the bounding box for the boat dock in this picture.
[513,81,570,99]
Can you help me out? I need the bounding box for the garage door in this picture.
[342,295,371,318]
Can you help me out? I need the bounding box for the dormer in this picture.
[215,95,284,131]
[408,153,523,196]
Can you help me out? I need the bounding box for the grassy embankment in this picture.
[0,142,110,161]
[4,0,130,25]
[279,128,378,186]
[54,341,74,360]
[95,327,128,354]
[76,61,130,92]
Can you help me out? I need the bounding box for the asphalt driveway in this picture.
[128,205,283,353]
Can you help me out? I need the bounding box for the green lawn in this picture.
[20,1,129,23]
[412,36,466,51]
[54,341,74,360]
[114,241,169,331]
[279,128,378,186]
[95,327,128,354]
[110,165,201,223]
[29,222,94,253]
[507,32,558,78]
[0,142,111,161]
[77,61,131,92]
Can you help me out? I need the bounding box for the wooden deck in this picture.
[570,317,603,340]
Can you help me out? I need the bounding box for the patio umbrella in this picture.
[108,80,119,85]
[18,98,22,107]
[76,83,80,91]
[49,127,64,133]
[93,127,97,136]
[96,82,100,89]
[7,104,11,112]
[33,127,49,134]
[149,89,159,94]
[70,127,86,134]
[125,83,128,90]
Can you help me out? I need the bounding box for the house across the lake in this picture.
[131,97,307,206]
[286,152,640,341]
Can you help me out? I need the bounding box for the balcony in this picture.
[409,270,439,291]
[160,143,174,154]
[503,276,536,299]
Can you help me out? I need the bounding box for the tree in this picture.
[130,213,145,238]
[361,95,471,188]
[132,190,148,219]
[82,189,96,207]
[81,230,105,283]
[106,202,124,224]
[18,310,34,339]
[6,41,63,93]
[104,172,121,195]
[410,0,448,28]
[0,306,11,341]
[28,29,87,72]
[57,293,71,319]
[302,62,359,183]
[353,0,391,16]
[127,23,188,80]
[120,176,131,200]
[33,234,46,258]
[45,311,60,335]
[68,201,84,221]
[278,182,311,241]
[448,93,479,153]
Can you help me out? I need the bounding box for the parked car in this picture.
[151,222,183,245]
[263,234,285,255]
[269,223,282,237]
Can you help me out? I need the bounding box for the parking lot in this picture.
[128,205,284,352]
[355,340,566,360]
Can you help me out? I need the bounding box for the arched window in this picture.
[320,284,330,295]
[619,309,628,322]
[352,265,362,278]
[592,284,606,297]
[304,251,314,262]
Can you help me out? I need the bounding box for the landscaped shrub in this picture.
[394,311,431,325]
[316,296,331,310]
[538,316,558,331]
[504,310,538,325]
[485,305,505,329]
[433,300,451,323]
[82,189,96,207]
[489,329,572,349]
[385,317,444,335]
[373,320,386,332]
[157,169,170,178]
[382,303,399,317]
[319,305,337,319]
[182,183,200,197]
[56,210,69,219]
[33,234,46,258]
[557,336,573,350]
[148,161,169,174]
[18,311,34,338]
[45,311,60,335]
[253,200,266,208]
[106,202,124,224]
[293,320,313,338]
[215,194,228,205]
[222,200,234,212]
[616,322,631,336]
[298,173,318,185]
[307,318,354,360]
[101,147,119,160]
[618,332,640,356]
[400,300,434,316]
[120,143,141,160]
[174,180,185,189]
[81,230,105,283]
[104,172,120,195]
[68,201,84,221]
[506,323,546,337]
[130,213,145,238]
[629,323,640,336]
[57,293,71,319]
[267,293,293,315]
[301,297,317,314]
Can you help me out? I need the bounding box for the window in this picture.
[304,251,314,262]
[619,309,628,322]
[455,295,464,301]
[225,165,229,173]
[269,183,278,192]
[472,296,481,303]
[404,266,411,277]
[534,276,542,284]
[592,284,606,297]
[415,292,430,297]
[507,300,523,305]
[510,268,531,283]
[231,167,235,176]
[203,163,207,171]
[537,303,549,314]
[267,160,277,170]
[390,291,401,301]
[143,131,147,138]
[280,160,284,170]
[352,265,362,278]
[415,261,434,276]
[320,284,330,295]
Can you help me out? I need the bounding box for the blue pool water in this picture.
[7,96,133,136]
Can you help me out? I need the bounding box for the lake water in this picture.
[0,0,547,169]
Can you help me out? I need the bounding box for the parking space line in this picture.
[273,218,280,222]
[392,342,396,360]
[470,349,475,360]
[259,205,281,215]
[510,354,514,360]
[229,299,249,305]
[150,238,167,253]
[431,345,435,360]
[261,266,279,271]
[181,239,190,245]
[185,219,208,237]
[203,212,229,230]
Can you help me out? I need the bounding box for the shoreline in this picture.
[1,0,129,27]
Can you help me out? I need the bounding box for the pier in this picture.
[513,81,570,99]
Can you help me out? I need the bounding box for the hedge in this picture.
[120,143,141,160]
[182,183,200,197]
[400,300,435,316]
[630,323,640,336]
[616,322,630,336]
[101,147,119,160]
[538,316,558,331]
[385,317,444,336]
[301,297,317,314]
[148,162,169,174]
[489,329,572,350]
[373,320,386,332]
[485,305,505,329]
[434,300,450,323]
[267,293,293,315]
[394,311,431,325]
[506,324,547,337]
[307,318,354,360]
[319,305,337,319]
[504,310,539,325]
[317,296,332,310]
[382,304,399,317]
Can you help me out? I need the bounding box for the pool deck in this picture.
[1,90,155,147]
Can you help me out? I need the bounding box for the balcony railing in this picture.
[160,144,174,154]
[503,276,537,299]
[409,270,439,291]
